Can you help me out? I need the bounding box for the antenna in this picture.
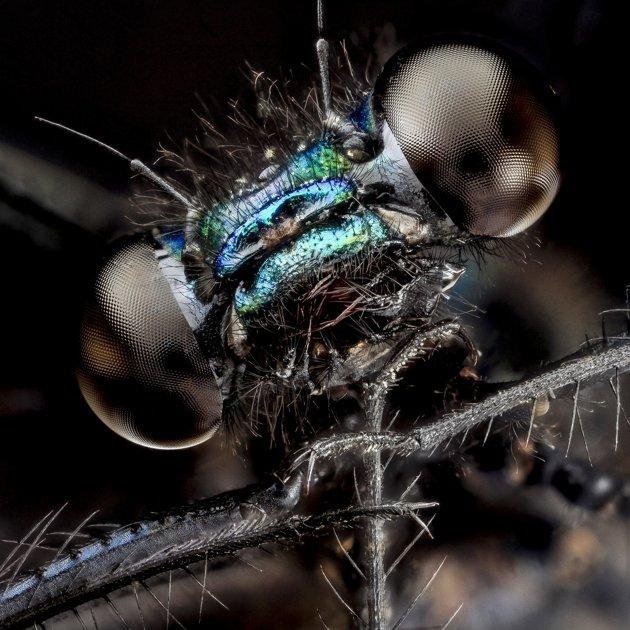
[315,0,332,116]
[34,116,197,212]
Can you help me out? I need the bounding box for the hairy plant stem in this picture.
[359,324,458,628]
[3,337,627,627]
[294,339,630,468]
[363,387,388,629]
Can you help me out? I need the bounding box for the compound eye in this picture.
[77,235,222,449]
[375,41,560,237]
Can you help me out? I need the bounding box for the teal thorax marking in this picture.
[214,177,355,278]
[234,211,390,316]
[199,139,352,260]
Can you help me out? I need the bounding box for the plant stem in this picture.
[295,339,630,466]
[363,387,388,629]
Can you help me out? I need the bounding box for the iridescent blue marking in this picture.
[2,523,151,600]
[1,576,36,601]
[234,211,390,316]
[215,178,354,278]
[199,139,352,256]
[158,230,185,260]
[350,94,379,136]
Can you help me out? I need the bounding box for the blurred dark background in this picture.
[0,1,624,626]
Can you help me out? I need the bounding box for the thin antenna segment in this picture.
[34,116,197,212]
[35,117,131,162]
[130,159,195,209]
[316,0,332,116]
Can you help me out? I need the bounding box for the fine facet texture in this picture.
[378,42,560,236]
[77,237,222,448]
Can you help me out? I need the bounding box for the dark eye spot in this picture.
[341,135,372,163]
[460,149,490,176]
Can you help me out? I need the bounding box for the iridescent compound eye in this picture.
[375,40,560,237]
[77,236,222,449]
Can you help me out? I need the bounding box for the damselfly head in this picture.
[372,39,560,237]
[74,34,562,451]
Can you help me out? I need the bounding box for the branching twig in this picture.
[293,340,630,467]
[3,339,628,628]
[360,323,458,629]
